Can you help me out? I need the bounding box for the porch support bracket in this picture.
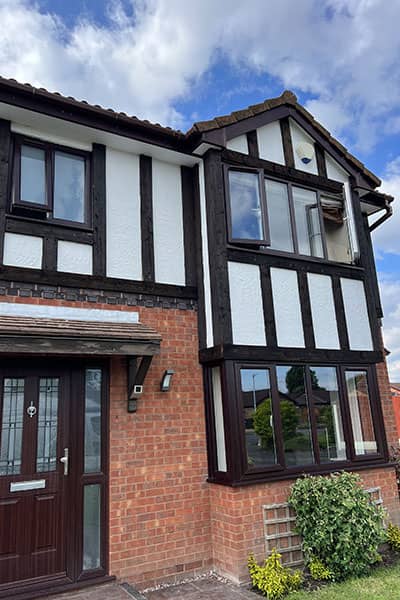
[127,355,153,412]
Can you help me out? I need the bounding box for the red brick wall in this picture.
[108,306,212,588]
[209,465,400,583]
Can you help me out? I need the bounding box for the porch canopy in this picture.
[0,304,161,356]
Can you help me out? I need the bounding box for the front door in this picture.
[0,363,108,597]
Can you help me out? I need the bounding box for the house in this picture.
[391,383,400,444]
[0,77,397,598]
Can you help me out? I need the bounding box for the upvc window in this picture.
[12,137,90,225]
[208,362,384,484]
[226,167,353,263]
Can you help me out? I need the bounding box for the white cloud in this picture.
[372,157,400,255]
[378,274,400,381]
[0,0,399,145]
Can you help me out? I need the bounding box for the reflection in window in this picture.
[228,170,264,241]
[292,187,324,258]
[276,366,314,466]
[265,180,293,252]
[346,371,377,455]
[37,378,59,472]
[54,152,85,223]
[0,379,24,475]
[20,145,46,205]
[311,367,346,462]
[240,368,277,468]
[84,369,102,473]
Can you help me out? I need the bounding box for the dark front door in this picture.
[0,362,108,597]
[0,367,69,587]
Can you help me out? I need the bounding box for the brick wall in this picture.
[108,306,212,588]
[209,465,400,584]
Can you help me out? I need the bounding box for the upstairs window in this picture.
[12,137,90,225]
[226,166,353,263]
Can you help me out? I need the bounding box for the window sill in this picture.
[208,459,392,487]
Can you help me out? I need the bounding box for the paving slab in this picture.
[44,576,256,600]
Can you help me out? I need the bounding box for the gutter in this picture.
[369,197,393,232]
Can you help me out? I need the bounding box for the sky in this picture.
[0,0,399,378]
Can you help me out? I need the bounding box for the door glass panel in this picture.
[228,170,264,240]
[293,187,324,257]
[345,371,377,455]
[84,369,102,473]
[36,378,59,472]
[0,379,24,475]
[311,367,346,463]
[54,151,85,223]
[20,145,46,205]
[83,484,101,570]
[265,179,294,252]
[240,368,277,468]
[276,366,314,466]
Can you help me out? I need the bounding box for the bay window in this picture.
[225,166,353,263]
[207,362,385,484]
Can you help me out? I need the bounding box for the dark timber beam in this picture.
[140,155,155,282]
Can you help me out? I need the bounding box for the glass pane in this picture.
[276,366,314,466]
[311,367,346,463]
[84,369,102,473]
[240,369,277,469]
[37,378,59,472]
[265,180,294,252]
[345,371,377,455]
[83,484,101,570]
[54,151,85,222]
[228,170,263,240]
[0,379,24,476]
[20,145,46,205]
[322,196,352,263]
[212,367,227,472]
[293,187,324,257]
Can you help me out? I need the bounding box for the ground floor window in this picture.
[206,361,386,485]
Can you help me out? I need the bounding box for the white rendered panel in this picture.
[57,241,93,275]
[271,268,305,347]
[152,159,185,285]
[341,278,373,351]
[0,301,138,322]
[307,273,340,349]
[3,233,42,269]
[106,148,142,280]
[226,135,248,154]
[325,153,359,257]
[212,367,227,472]
[199,162,214,347]
[228,262,266,346]
[257,121,285,165]
[290,119,318,174]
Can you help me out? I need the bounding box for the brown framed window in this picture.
[12,136,91,226]
[225,166,352,264]
[206,361,386,485]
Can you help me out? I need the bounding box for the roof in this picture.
[0,76,380,187]
[0,315,161,355]
[391,383,400,392]
[189,90,380,187]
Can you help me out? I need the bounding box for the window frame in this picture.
[225,164,351,264]
[206,361,387,485]
[224,165,270,247]
[12,135,92,228]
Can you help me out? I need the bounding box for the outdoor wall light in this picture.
[295,141,315,164]
[160,370,174,392]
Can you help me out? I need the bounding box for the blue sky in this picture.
[1,0,399,377]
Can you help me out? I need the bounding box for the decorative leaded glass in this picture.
[36,378,59,472]
[0,379,25,475]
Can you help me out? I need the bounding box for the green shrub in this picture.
[387,523,400,552]
[288,472,385,581]
[248,549,302,599]
[308,557,333,581]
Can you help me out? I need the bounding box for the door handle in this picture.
[60,448,69,476]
